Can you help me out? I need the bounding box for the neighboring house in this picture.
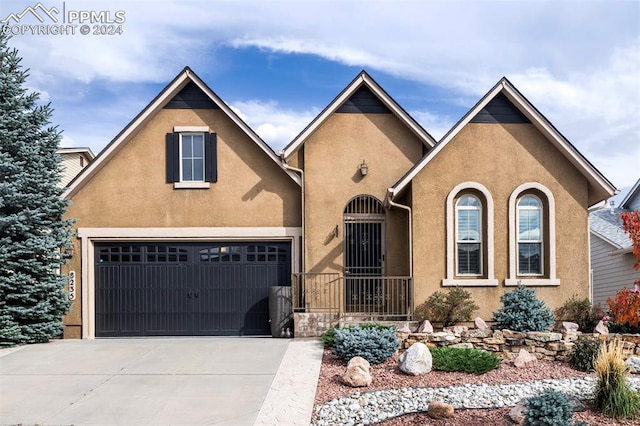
[60,67,616,339]
[590,178,640,307]
[57,147,95,187]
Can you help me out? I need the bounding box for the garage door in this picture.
[94,242,291,337]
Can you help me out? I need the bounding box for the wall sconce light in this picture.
[359,160,368,176]
[65,247,74,257]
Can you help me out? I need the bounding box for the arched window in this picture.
[444,182,497,286]
[456,194,482,275]
[517,195,543,275]
[507,182,559,286]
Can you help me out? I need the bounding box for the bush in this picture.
[333,326,399,364]
[523,388,583,426]
[320,323,396,349]
[493,285,554,332]
[593,339,640,419]
[607,288,640,329]
[569,337,601,372]
[430,347,501,374]
[554,295,601,332]
[414,287,479,327]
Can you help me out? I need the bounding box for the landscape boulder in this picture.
[342,356,372,387]
[474,317,489,331]
[398,342,432,375]
[397,322,412,333]
[594,320,609,335]
[561,321,579,333]
[427,401,454,419]
[513,349,537,368]
[416,320,433,333]
[443,325,468,335]
[507,400,525,425]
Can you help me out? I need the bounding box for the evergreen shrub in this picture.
[493,285,554,332]
[430,347,501,374]
[414,287,479,327]
[333,326,399,364]
[569,337,601,372]
[523,388,584,426]
[554,295,601,332]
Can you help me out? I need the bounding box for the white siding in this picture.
[59,153,88,187]
[591,233,640,307]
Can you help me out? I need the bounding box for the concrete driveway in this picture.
[0,338,293,425]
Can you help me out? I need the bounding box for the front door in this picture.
[343,195,385,313]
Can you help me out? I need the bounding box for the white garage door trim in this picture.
[77,227,302,339]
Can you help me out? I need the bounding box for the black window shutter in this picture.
[165,132,181,183]
[205,133,217,182]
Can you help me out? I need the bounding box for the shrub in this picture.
[333,326,399,364]
[320,327,337,348]
[523,388,583,426]
[414,287,479,327]
[569,337,601,372]
[607,288,640,329]
[554,295,601,332]
[593,339,640,419]
[430,346,501,374]
[493,285,554,332]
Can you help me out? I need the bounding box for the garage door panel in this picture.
[95,242,291,337]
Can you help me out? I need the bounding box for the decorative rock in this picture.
[595,320,609,335]
[416,320,433,333]
[562,321,579,332]
[430,331,457,342]
[474,316,488,331]
[507,400,525,425]
[513,349,538,368]
[342,356,372,387]
[427,401,454,419]
[398,342,432,375]
[526,332,562,342]
[443,325,468,335]
[397,322,412,333]
[626,356,640,373]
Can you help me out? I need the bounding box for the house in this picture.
[57,147,95,187]
[590,178,640,307]
[60,67,617,339]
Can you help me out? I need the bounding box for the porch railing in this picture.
[292,273,412,319]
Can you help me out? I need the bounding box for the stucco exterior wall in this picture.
[62,108,301,336]
[302,113,424,277]
[410,123,590,319]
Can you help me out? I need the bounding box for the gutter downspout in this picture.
[387,189,413,317]
[279,152,305,275]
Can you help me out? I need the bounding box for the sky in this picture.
[2,0,639,190]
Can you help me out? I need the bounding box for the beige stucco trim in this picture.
[506,182,559,286]
[173,126,210,132]
[77,226,302,339]
[443,182,498,287]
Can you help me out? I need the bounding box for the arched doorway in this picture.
[343,195,385,312]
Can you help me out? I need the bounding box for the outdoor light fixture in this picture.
[359,160,368,176]
[65,247,74,257]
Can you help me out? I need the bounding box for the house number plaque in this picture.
[68,271,76,301]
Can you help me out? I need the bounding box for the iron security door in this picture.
[344,220,385,312]
[94,242,291,337]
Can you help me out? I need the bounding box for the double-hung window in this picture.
[517,195,543,275]
[180,134,205,182]
[166,127,217,188]
[456,194,482,275]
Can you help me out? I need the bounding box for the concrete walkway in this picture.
[0,337,324,425]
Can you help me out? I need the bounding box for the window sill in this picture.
[442,278,499,287]
[504,278,560,286]
[173,182,210,189]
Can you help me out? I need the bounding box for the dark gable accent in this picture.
[337,86,391,114]
[164,82,219,109]
[470,92,531,123]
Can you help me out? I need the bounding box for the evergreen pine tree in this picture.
[0,34,72,346]
[493,285,555,332]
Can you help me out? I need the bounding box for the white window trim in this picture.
[455,195,483,276]
[173,126,209,132]
[179,133,206,183]
[76,226,302,339]
[443,182,498,287]
[506,182,559,286]
[173,182,210,189]
[516,195,544,276]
